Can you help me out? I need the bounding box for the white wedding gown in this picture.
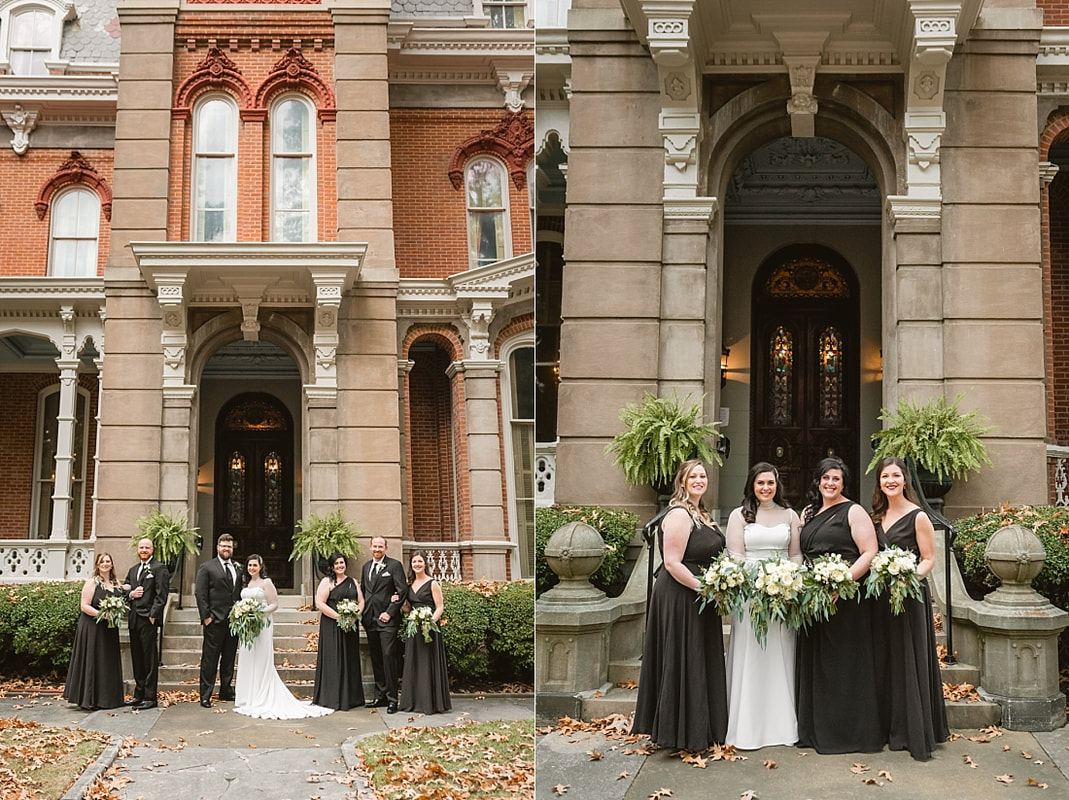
[725,522,798,749]
[234,586,334,720]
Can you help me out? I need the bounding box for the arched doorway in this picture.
[749,245,861,507]
[214,392,295,587]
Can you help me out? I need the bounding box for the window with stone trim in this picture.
[31,383,89,539]
[504,342,535,577]
[465,156,511,269]
[0,0,72,75]
[192,94,238,242]
[48,187,99,277]
[481,0,527,28]
[271,94,316,242]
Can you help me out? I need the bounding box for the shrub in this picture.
[953,505,1069,610]
[440,582,492,683]
[0,582,82,677]
[535,506,640,597]
[487,581,534,682]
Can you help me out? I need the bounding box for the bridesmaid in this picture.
[398,551,451,714]
[312,552,366,710]
[631,459,728,751]
[724,462,802,749]
[63,552,125,710]
[795,457,884,754]
[870,456,949,760]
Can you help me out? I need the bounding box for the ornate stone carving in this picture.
[35,151,113,221]
[255,48,336,119]
[461,302,495,360]
[646,17,689,67]
[173,47,253,112]
[664,72,690,101]
[914,71,940,100]
[785,58,820,137]
[2,105,37,155]
[447,111,534,191]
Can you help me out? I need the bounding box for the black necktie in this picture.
[138,563,146,582]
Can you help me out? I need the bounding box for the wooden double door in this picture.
[749,246,860,508]
[214,393,295,588]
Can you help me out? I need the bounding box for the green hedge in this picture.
[440,581,533,687]
[953,505,1069,610]
[535,505,640,597]
[0,582,82,677]
[487,581,534,681]
[440,582,492,682]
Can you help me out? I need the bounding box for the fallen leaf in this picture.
[878,770,892,782]
[648,790,673,799]
[592,690,603,699]
[618,771,630,780]
[996,774,1013,784]
[1022,752,1032,759]
[249,743,257,748]
[861,778,884,786]
[551,784,568,795]
[1027,778,1048,789]
[763,759,776,770]
[849,763,869,775]
[617,680,638,689]
[588,750,604,761]
[740,791,759,800]
[963,755,978,769]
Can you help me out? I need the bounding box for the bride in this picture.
[234,554,333,720]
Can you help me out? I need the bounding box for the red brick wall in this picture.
[407,345,457,543]
[1049,173,1069,445]
[1040,1,1069,25]
[169,15,337,242]
[0,149,113,277]
[0,373,98,540]
[390,109,533,279]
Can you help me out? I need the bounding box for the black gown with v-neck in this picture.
[796,501,885,754]
[63,582,125,710]
[875,508,949,760]
[399,580,451,714]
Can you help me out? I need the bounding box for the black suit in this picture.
[194,558,242,703]
[125,558,169,704]
[360,555,407,703]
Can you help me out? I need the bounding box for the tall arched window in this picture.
[504,342,534,577]
[31,384,90,539]
[192,95,237,242]
[271,95,316,242]
[465,157,511,269]
[9,8,52,75]
[49,188,99,277]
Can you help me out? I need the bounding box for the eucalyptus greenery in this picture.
[606,392,722,488]
[289,510,366,561]
[867,395,993,482]
[131,508,201,565]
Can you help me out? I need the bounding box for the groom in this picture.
[125,538,169,710]
[361,536,407,714]
[195,533,242,708]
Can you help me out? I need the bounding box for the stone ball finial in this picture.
[544,521,606,583]
[985,524,1046,587]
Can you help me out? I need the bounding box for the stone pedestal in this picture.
[973,525,1069,731]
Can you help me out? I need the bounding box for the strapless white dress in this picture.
[234,586,333,720]
[725,522,798,749]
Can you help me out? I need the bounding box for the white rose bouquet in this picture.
[228,597,271,649]
[336,598,361,633]
[801,553,860,626]
[695,553,749,617]
[95,594,130,628]
[864,545,924,614]
[401,606,439,643]
[747,557,806,645]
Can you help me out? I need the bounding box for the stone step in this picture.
[941,661,981,687]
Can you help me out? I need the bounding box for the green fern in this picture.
[606,392,722,488]
[867,395,993,481]
[290,511,366,561]
[131,508,201,565]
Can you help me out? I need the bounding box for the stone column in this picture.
[939,6,1046,517]
[555,1,665,517]
[50,353,80,541]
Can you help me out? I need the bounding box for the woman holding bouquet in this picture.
[234,555,333,719]
[724,462,802,749]
[64,552,126,710]
[313,552,366,710]
[796,457,883,754]
[870,456,948,760]
[398,551,451,714]
[632,460,728,751]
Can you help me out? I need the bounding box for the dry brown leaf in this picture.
[996,774,1013,785]
[588,750,604,761]
[763,759,777,770]
[1027,778,1048,789]
[551,784,569,795]
[648,790,673,799]
[963,755,978,769]
[618,771,630,780]
[1022,751,1032,759]
[617,680,638,689]
[861,778,884,786]
[849,763,869,774]
[740,792,759,800]
[878,769,892,782]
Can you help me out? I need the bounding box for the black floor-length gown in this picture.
[796,501,885,754]
[312,577,365,710]
[398,581,451,714]
[632,512,728,751]
[876,508,950,760]
[63,582,124,710]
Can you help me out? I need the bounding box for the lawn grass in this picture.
[356,718,534,799]
[0,717,108,800]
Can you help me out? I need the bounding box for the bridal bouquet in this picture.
[229,597,270,648]
[95,594,129,628]
[747,557,806,645]
[801,553,860,626]
[336,599,361,633]
[865,545,924,614]
[402,606,439,643]
[695,553,748,617]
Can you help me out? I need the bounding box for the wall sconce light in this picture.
[720,347,730,388]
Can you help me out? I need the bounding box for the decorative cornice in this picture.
[663,196,718,221]
[254,47,336,118]
[885,194,942,227]
[0,277,104,301]
[173,47,253,111]
[396,253,534,317]
[35,151,112,221]
[447,111,534,191]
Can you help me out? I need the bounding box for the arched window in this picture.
[192,95,237,242]
[49,187,99,277]
[503,342,534,577]
[31,384,90,539]
[271,95,316,242]
[9,7,52,75]
[465,157,511,269]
